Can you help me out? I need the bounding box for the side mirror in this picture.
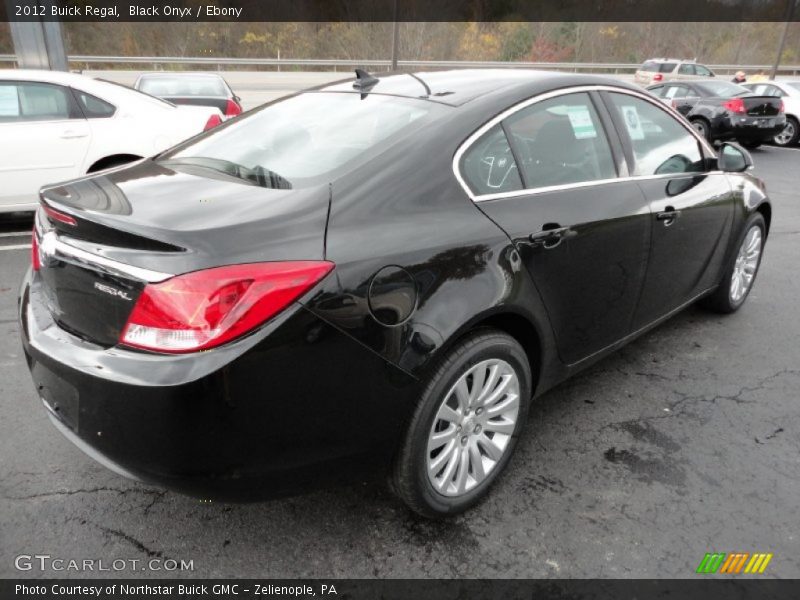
[717,142,753,173]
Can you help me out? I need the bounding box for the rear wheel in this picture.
[690,118,710,140]
[700,213,766,314]
[392,329,531,518]
[774,116,799,147]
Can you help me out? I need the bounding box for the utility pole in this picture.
[771,0,797,80]
[390,0,399,71]
[6,0,68,70]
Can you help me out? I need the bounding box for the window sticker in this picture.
[0,86,20,117]
[565,105,597,139]
[621,105,645,140]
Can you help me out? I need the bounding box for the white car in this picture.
[743,80,800,146]
[0,70,223,213]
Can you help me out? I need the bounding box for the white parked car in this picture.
[743,80,800,146]
[0,70,223,213]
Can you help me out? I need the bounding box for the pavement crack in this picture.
[2,486,166,501]
[94,524,165,558]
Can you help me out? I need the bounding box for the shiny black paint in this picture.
[20,71,771,500]
[646,82,786,143]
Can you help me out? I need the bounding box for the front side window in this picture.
[678,64,696,75]
[502,92,616,189]
[0,82,78,122]
[161,92,440,188]
[460,124,522,195]
[607,93,704,177]
[695,65,713,77]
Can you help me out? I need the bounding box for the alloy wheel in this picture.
[774,120,796,146]
[691,120,708,138]
[730,225,762,304]
[427,359,520,497]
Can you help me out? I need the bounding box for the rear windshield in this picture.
[695,81,750,97]
[138,76,227,97]
[641,61,677,73]
[160,92,441,187]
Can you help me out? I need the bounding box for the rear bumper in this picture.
[714,114,786,142]
[19,270,418,500]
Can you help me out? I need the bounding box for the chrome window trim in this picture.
[452,84,717,203]
[34,210,173,283]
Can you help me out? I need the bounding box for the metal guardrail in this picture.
[1,54,799,75]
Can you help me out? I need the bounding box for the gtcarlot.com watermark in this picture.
[15,554,194,573]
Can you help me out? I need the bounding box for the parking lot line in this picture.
[0,244,31,251]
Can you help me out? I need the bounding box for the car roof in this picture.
[137,72,225,79]
[314,69,640,107]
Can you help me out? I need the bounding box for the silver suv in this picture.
[634,59,716,86]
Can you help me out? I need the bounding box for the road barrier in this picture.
[1,54,798,76]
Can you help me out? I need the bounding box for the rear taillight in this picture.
[779,100,785,113]
[120,261,333,353]
[204,114,223,131]
[31,229,40,272]
[723,98,746,114]
[224,99,242,117]
[42,204,77,226]
[653,73,663,82]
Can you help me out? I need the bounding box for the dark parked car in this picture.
[133,72,242,118]
[646,80,785,148]
[20,70,771,517]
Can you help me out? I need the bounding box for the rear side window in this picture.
[460,124,522,195]
[73,90,116,118]
[659,62,677,73]
[607,93,704,177]
[0,82,80,122]
[663,85,690,99]
[502,92,617,189]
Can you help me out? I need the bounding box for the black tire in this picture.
[741,141,762,150]
[700,212,766,314]
[690,118,710,141]
[392,329,532,518]
[773,116,799,147]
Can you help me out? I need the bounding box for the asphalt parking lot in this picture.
[1,146,798,579]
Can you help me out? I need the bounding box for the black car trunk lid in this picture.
[742,96,783,117]
[35,159,331,348]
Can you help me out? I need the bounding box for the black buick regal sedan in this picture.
[20,69,770,517]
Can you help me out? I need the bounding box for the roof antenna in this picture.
[353,69,380,90]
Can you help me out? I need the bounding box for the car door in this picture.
[459,90,652,365]
[601,91,735,329]
[0,81,91,208]
[677,63,696,81]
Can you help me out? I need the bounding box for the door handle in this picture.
[60,130,88,139]
[529,225,574,249]
[656,206,681,226]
